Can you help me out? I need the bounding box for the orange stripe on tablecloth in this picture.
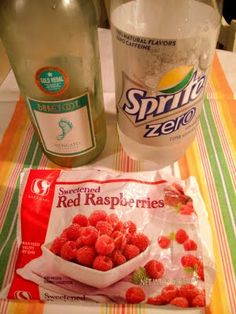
[0,97,33,229]
[210,55,236,151]
[211,54,235,99]
[0,125,33,227]
[7,301,44,314]
[178,140,198,179]
[0,97,29,184]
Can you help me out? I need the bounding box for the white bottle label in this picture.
[26,94,96,157]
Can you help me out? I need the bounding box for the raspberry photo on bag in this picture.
[6,168,215,309]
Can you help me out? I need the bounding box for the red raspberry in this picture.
[178,194,192,204]
[123,221,137,234]
[88,210,107,226]
[191,292,205,307]
[106,213,119,228]
[130,233,149,252]
[144,260,164,279]
[60,241,77,261]
[170,297,189,308]
[196,260,205,281]
[95,235,115,255]
[112,231,127,250]
[80,226,98,246]
[64,224,82,241]
[181,254,199,268]
[164,191,182,207]
[93,255,113,271]
[125,232,132,244]
[172,183,185,194]
[112,249,126,266]
[158,235,171,248]
[179,203,194,215]
[123,244,140,260]
[147,295,166,305]
[181,255,204,280]
[114,221,124,232]
[175,229,189,244]
[96,221,113,236]
[75,237,84,249]
[72,214,88,226]
[183,239,198,251]
[179,284,199,302]
[161,284,179,303]
[60,230,69,238]
[76,246,96,267]
[125,287,145,303]
[50,236,67,255]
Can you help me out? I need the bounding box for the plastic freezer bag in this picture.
[4,168,215,309]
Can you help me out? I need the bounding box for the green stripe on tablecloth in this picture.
[0,135,43,289]
[205,100,236,214]
[200,98,236,275]
[32,143,44,168]
[203,99,236,218]
[0,219,17,289]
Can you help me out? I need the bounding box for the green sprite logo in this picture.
[158,66,194,94]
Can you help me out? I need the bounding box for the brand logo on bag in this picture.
[14,290,31,300]
[31,179,50,196]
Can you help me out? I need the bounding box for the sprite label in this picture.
[112,26,213,146]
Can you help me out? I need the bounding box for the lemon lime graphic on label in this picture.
[57,118,73,141]
[158,65,194,94]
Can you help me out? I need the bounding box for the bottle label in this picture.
[112,26,218,146]
[26,94,96,157]
[35,67,69,96]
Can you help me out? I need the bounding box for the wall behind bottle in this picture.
[0,38,11,84]
[99,0,110,28]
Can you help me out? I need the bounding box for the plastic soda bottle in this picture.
[0,0,106,167]
[110,0,222,168]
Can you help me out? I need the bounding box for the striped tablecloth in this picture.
[0,32,235,313]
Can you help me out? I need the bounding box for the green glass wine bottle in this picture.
[0,0,106,167]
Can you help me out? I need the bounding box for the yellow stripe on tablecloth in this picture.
[7,301,44,314]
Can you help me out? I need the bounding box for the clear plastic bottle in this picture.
[0,0,106,167]
[110,0,222,168]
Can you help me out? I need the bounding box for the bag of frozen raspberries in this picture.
[4,168,215,309]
